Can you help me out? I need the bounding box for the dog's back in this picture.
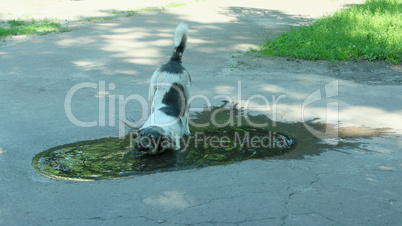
[149,22,191,122]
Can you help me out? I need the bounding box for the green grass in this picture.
[0,18,64,38]
[99,2,188,17]
[260,0,402,64]
[1,1,192,40]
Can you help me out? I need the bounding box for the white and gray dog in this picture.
[135,23,191,155]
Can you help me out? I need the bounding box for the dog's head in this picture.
[135,126,176,155]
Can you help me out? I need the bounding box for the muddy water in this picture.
[32,105,391,181]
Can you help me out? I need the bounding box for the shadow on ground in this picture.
[0,5,399,156]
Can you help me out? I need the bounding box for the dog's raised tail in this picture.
[172,22,188,62]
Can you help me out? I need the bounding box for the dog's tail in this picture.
[171,22,188,63]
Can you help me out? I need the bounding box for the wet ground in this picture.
[33,104,391,181]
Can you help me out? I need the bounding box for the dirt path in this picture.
[2,0,400,81]
[0,0,191,21]
[1,0,364,46]
[0,0,365,21]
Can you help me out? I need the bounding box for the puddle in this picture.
[32,104,391,181]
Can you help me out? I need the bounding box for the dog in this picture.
[135,23,191,155]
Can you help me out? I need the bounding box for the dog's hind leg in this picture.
[183,109,190,135]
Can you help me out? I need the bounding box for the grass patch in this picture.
[260,0,402,64]
[80,16,116,22]
[163,2,188,8]
[99,2,188,17]
[0,1,195,40]
[0,18,65,38]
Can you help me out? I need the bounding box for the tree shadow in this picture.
[0,4,399,152]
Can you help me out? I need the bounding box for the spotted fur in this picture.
[135,23,191,155]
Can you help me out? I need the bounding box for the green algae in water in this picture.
[32,104,391,181]
[32,128,295,181]
[33,137,136,180]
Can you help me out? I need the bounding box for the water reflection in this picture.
[32,104,391,181]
